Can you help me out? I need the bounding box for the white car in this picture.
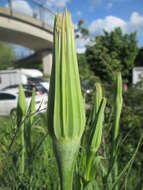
[0,88,47,116]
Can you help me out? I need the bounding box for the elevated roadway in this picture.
[0,5,54,74]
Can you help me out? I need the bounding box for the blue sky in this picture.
[67,0,143,51]
[1,0,143,54]
[69,0,143,23]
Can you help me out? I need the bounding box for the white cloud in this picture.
[88,12,143,36]
[11,0,33,16]
[46,0,70,8]
[89,16,126,35]
[76,37,90,53]
[128,12,143,32]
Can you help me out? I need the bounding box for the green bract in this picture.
[47,10,85,190]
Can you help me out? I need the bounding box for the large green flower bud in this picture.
[47,10,85,190]
[113,72,123,141]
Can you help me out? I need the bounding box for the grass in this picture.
[0,115,59,189]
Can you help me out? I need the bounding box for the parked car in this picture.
[0,88,47,116]
[2,83,48,95]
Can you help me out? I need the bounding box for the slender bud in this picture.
[84,85,106,181]
[113,72,123,141]
[17,85,27,175]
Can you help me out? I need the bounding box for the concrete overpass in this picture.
[0,3,54,75]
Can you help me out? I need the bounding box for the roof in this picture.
[0,69,43,78]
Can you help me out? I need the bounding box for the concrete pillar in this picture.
[42,51,52,76]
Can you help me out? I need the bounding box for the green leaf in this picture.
[90,98,106,153]
[110,136,143,190]
[84,180,100,190]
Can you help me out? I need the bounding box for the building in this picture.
[132,67,143,84]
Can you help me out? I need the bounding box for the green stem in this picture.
[53,138,80,190]
[29,176,33,190]
[112,160,118,190]
[111,140,118,190]
[21,122,25,175]
[84,152,94,182]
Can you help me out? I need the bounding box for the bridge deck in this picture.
[0,7,53,33]
[0,7,53,50]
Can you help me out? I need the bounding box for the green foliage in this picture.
[118,81,143,189]
[77,53,99,106]
[0,42,15,70]
[78,53,98,89]
[0,89,59,189]
[15,56,43,71]
[0,70,142,190]
[0,115,59,189]
[73,73,142,190]
[86,28,138,82]
[135,47,143,66]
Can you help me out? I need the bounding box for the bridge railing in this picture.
[0,0,55,29]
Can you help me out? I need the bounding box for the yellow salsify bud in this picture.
[113,72,123,141]
[17,85,27,127]
[89,83,103,126]
[47,11,85,141]
[17,85,27,175]
[47,10,85,190]
[84,83,106,182]
[90,97,106,153]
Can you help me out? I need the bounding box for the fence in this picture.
[0,0,55,28]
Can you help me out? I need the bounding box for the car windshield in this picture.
[28,77,46,83]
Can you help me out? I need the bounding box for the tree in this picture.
[75,19,89,39]
[86,28,138,83]
[135,47,143,66]
[0,42,15,70]
[78,53,98,94]
[76,20,98,97]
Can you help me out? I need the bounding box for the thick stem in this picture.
[53,138,80,190]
